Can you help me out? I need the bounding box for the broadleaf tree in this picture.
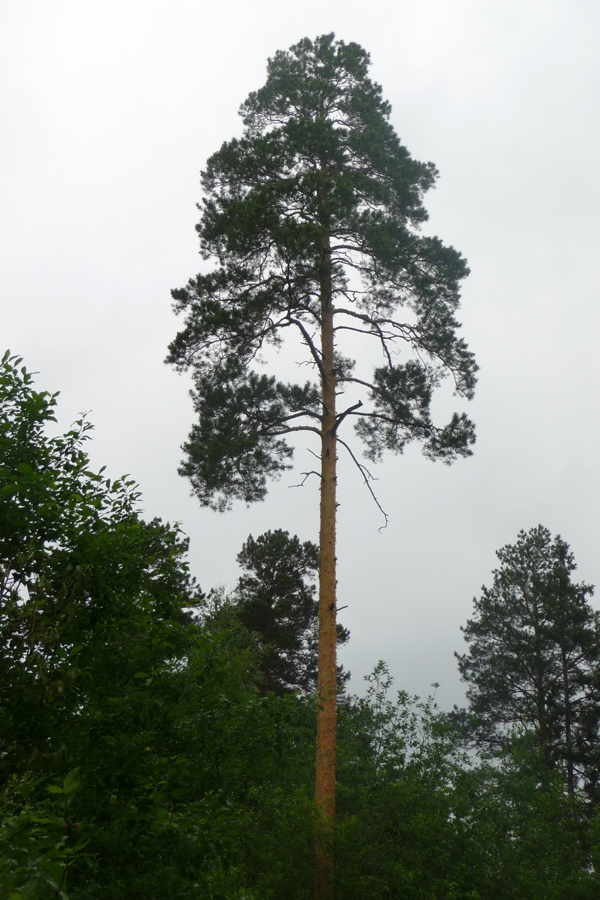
[0,352,319,898]
[167,34,477,896]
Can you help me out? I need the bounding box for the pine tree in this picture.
[167,34,477,896]
[233,529,349,696]
[457,525,600,799]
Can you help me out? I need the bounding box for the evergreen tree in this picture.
[167,34,477,895]
[456,525,600,799]
[233,529,349,695]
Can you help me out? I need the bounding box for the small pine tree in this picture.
[233,530,349,695]
[457,525,600,799]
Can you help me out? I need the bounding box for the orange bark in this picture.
[314,230,337,899]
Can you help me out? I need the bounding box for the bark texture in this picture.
[314,232,337,899]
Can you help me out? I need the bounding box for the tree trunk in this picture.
[314,227,337,900]
[561,647,575,798]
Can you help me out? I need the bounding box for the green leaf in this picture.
[62,770,80,795]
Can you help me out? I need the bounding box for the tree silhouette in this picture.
[457,525,600,800]
[167,34,477,896]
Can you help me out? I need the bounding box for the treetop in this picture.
[168,34,477,512]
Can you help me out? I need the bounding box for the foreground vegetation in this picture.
[2,352,600,898]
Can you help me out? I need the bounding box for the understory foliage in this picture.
[2,355,600,898]
[0,353,314,899]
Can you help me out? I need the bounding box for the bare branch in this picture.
[332,306,417,341]
[334,324,395,368]
[287,315,325,379]
[333,400,363,433]
[280,409,322,423]
[336,375,384,401]
[263,424,321,437]
[290,470,323,487]
[336,437,389,530]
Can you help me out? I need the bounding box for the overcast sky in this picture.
[3,0,599,708]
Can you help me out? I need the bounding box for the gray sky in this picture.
[3,0,600,708]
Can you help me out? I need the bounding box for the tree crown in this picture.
[168,34,477,512]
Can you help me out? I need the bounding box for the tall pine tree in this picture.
[168,35,477,896]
